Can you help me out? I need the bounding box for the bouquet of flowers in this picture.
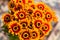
[2,0,58,40]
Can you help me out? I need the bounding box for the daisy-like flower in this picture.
[2,13,11,24]
[36,2,51,12]
[8,1,16,10]
[18,29,30,40]
[29,28,40,40]
[33,18,43,29]
[41,22,52,35]
[33,9,44,18]
[20,21,28,29]
[8,21,20,35]
[36,2,44,10]
[14,10,26,20]
[30,31,38,39]
[34,20,42,28]
[34,20,42,29]
[45,12,53,22]
[13,3,24,12]
[21,31,30,39]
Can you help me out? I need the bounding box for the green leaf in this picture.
[2,24,8,33]
[8,33,19,40]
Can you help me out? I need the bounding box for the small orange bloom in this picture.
[8,21,20,35]
[14,11,26,20]
[21,31,30,39]
[41,22,52,35]
[45,12,53,22]
[33,10,43,18]
[31,31,38,39]
[2,13,11,23]
[34,20,43,29]
[8,1,16,10]
[20,21,28,29]
[37,4,44,10]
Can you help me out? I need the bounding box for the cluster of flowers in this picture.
[2,0,58,40]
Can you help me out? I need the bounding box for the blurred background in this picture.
[0,0,60,40]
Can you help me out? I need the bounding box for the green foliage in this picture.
[8,33,19,40]
[2,24,8,33]
[2,24,19,40]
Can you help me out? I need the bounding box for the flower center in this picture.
[13,26,19,31]
[46,14,51,18]
[22,32,30,39]
[23,33,29,38]
[36,12,40,17]
[10,2,15,8]
[19,13,24,18]
[36,22,41,28]
[37,4,44,10]
[4,15,11,22]
[31,31,37,39]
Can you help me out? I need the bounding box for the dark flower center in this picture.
[10,3,15,8]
